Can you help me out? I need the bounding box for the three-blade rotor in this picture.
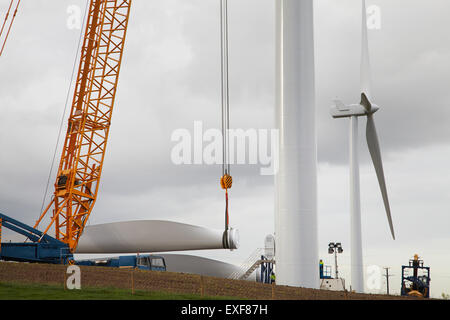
[331,0,396,240]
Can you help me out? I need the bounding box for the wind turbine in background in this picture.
[330,0,395,293]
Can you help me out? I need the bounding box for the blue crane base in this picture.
[0,213,73,264]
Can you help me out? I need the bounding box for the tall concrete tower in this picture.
[275,0,319,288]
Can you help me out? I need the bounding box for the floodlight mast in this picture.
[328,242,343,279]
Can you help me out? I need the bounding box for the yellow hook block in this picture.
[220,174,233,190]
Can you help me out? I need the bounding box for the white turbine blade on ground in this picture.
[366,116,396,239]
[160,254,241,278]
[76,220,239,254]
[361,0,372,99]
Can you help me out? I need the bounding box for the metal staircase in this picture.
[228,248,275,280]
[240,258,275,280]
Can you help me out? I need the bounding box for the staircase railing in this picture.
[228,248,269,280]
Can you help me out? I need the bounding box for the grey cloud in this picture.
[1,2,450,296]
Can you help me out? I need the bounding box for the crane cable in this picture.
[0,0,20,57]
[220,0,232,232]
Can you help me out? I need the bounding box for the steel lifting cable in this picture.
[220,0,232,231]
[220,0,230,176]
[0,0,21,57]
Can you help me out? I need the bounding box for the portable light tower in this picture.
[328,242,343,279]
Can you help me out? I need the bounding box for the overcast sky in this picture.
[1,0,449,298]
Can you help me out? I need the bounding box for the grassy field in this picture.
[0,262,411,300]
[0,282,237,300]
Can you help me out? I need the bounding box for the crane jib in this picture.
[34,0,132,252]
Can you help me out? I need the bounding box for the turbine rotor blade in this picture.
[76,220,240,253]
[361,0,372,99]
[366,115,396,239]
[361,92,372,113]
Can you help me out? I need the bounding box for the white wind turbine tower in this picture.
[275,0,319,288]
[330,0,395,293]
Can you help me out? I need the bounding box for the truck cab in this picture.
[76,254,166,271]
[136,255,166,271]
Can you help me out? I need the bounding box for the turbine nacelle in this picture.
[330,93,379,119]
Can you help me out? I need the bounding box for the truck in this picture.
[76,254,166,272]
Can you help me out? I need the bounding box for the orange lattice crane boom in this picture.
[0,0,21,56]
[34,0,132,252]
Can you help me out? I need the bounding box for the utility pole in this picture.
[383,267,393,295]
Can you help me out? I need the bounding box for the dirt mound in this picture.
[0,261,411,300]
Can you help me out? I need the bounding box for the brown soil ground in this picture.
[0,261,413,300]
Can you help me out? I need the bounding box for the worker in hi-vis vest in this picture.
[319,259,324,279]
[270,272,276,284]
